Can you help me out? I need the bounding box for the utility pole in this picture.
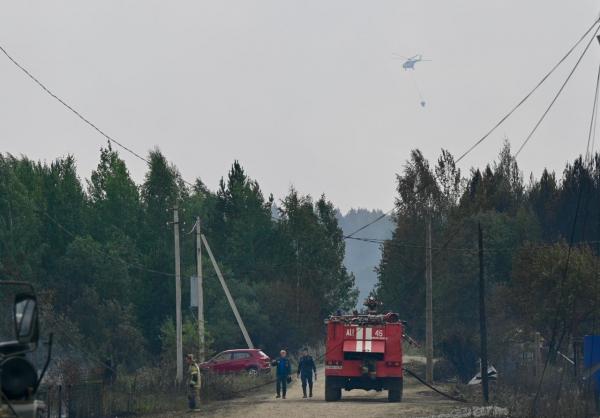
[173,207,183,384]
[201,234,255,349]
[296,240,300,324]
[478,222,489,403]
[195,216,205,363]
[425,214,433,384]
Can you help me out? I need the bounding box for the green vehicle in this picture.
[0,281,52,418]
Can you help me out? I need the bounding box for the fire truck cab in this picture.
[324,299,403,402]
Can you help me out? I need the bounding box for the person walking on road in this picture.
[272,349,291,399]
[297,347,317,398]
[186,354,201,410]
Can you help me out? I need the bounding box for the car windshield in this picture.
[258,350,269,358]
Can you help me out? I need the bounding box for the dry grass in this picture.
[466,365,597,418]
[201,370,276,401]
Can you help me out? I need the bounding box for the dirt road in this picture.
[157,367,463,418]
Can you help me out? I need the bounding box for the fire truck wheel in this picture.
[325,377,341,401]
[387,377,403,402]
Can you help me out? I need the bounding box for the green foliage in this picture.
[0,147,357,373]
[272,190,358,347]
[377,142,600,381]
[88,144,141,241]
[0,155,42,282]
[510,242,600,338]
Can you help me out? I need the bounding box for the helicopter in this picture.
[392,53,431,107]
[392,54,431,70]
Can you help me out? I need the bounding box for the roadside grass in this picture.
[201,370,276,401]
[458,365,596,418]
[43,366,279,416]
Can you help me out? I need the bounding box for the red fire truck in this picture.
[324,300,404,402]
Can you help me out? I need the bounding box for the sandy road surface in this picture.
[154,365,462,418]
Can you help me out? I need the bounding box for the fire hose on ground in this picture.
[402,367,467,403]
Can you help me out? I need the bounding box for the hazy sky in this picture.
[1,1,599,212]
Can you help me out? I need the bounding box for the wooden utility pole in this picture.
[201,234,254,349]
[478,222,489,403]
[425,215,433,384]
[195,216,205,362]
[296,241,300,324]
[173,207,183,384]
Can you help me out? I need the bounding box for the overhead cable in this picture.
[343,18,600,240]
[455,17,600,164]
[344,208,395,239]
[586,61,600,161]
[0,43,198,189]
[515,23,600,158]
[0,44,150,165]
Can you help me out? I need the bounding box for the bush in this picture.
[434,358,459,382]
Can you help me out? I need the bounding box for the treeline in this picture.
[0,145,357,373]
[376,142,600,381]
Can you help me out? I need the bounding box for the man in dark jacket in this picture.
[272,349,291,399]
[297,348,317,398]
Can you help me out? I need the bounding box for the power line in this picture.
[402,27,600,262]
[2,21,596,248]
[348,233,600,254]
[0,42,199,190]
[515,23,600,158]
[530,42,600,411]
[455,17,600,164]
[344,208,394,239]
[547,129,600,408]
[593,90,600,159]
[346,235,469,252]
[586,61,600,161]
[343,18,600,240]
[532,184,584,413]
[0,44,150,165]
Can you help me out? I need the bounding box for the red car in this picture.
[200,349,271,376]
